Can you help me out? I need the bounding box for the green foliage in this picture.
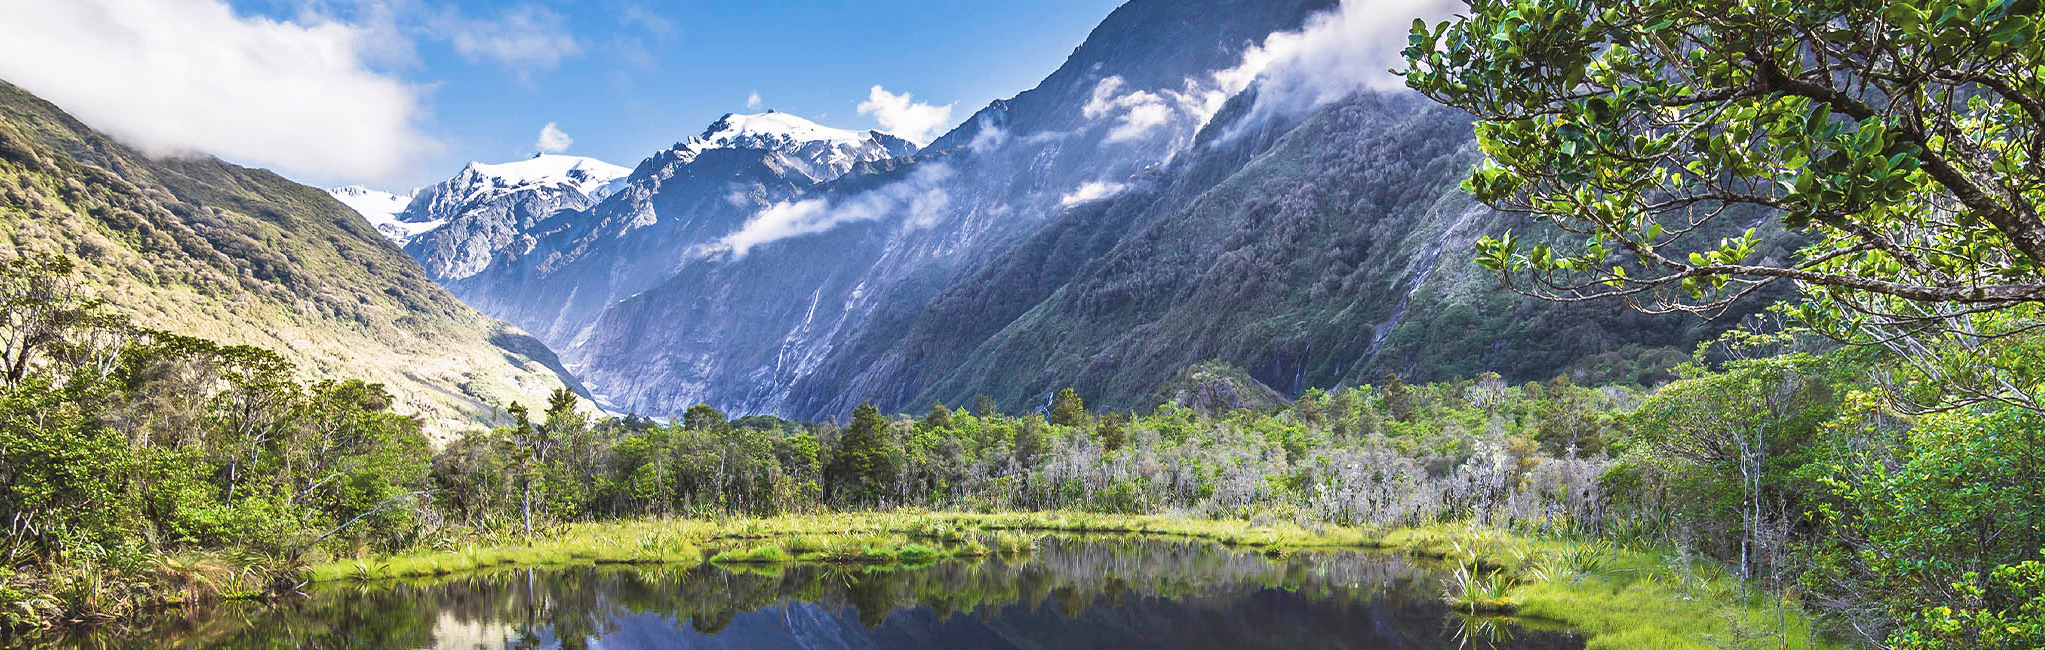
[1095,412,1128,452]
[0,255,442,634]
[1407,0,2045,410]
[826,404,898,506]
[1815,406,2045,645]
[683,403,727,432]
[921,402,952,430]
[1049,387,1087,427]
[1380,373,1417,422]
[1628,354,1833,578]
[1890,559,2045,650]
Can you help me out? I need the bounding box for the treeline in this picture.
[3,250,2041,647]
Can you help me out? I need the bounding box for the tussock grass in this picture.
[1443,563,1519,614]
[1385,525,1841,650]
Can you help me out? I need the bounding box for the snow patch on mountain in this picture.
[396,153,633,282]
[455,154,633,202]
[327,185,439,243]
[671,111,917,182]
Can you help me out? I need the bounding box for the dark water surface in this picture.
[62,537,1584,649]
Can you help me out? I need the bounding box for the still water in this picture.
[65,537,1584,649]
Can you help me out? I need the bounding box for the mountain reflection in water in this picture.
[67,537,1586,649]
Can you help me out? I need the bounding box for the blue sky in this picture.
[0,0,1445,190]
[0,0,1124,189]
[250,0,1130,187]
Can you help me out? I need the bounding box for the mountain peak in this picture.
[673,111,917,182]
[440,154,634,206]
[689,111,876,152]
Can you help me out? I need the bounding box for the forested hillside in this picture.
[0,80,582,437]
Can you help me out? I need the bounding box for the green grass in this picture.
[305,520,700,582]
[304,512,1844,650]
[1383,525,1841,650]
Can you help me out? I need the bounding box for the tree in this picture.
[826,404,896,506]
[975,394,999,418]
[0,254,94,386]
[1297,388,1328,427]
[501,402,547,538]
[1466,372,1509,415]
[683,403,726,432]
[1049,387,1086,427]
[545,389,586,435]
[1405,0,2045,411]
[1013,414,1049,466]
[1535,376,1604,456]
[1380,373,1417,422]
[1632,356,1827,580]
[1820,405,2045,645]
[922,402,953,430]
[207,346,299,506]
[1096,412,1128,452]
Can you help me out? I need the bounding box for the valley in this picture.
[1,0,2041,649]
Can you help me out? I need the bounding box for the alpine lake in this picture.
[47,535,1589,650]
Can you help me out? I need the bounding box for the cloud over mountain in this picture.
[0,0,439,186]
[710,163,956,259]
[857,85,954,146]
[535,122,574,153]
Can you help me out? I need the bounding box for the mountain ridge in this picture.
[0,78,585,440]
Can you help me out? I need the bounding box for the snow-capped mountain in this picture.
[674,111,917,182]
[327,185,433,243]
[443,0,1343,419]
[408,154,632,218]
[399,154,632,281]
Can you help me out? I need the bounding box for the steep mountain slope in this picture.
[0,79,583,439]
[383,0,1770,421]
[895,91,1789,413]
[560,0,1341,417]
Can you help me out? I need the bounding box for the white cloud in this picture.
[0,0,438,186]
[746,91,763,110]
[534,122,573,153]
[968,122,1009,154]
[1059,180,1128,206]
[1082,77,1175,142]
[1069,0,1457,150]
[1207,0,1458,130]
[856,85,954,146]
[439,4,581,79]
[707,163,955,258]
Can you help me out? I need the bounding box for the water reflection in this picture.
[62,537,1584,649]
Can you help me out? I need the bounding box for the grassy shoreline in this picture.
[302,511,1840,650]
